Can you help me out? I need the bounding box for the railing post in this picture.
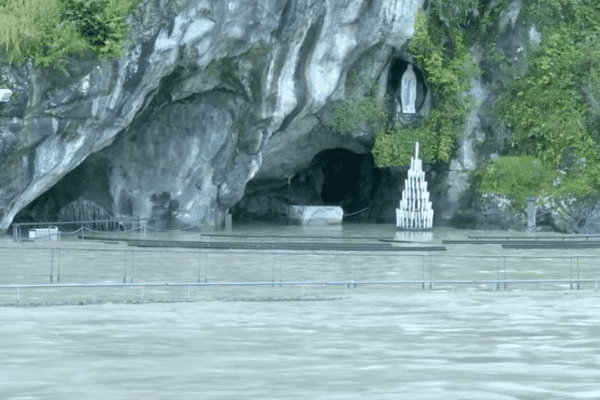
[197,250,201,283]
[204,253,208,283]
[496,257,500,291]
[13,224,20,243]
[429,254,433,290]
[50,248,54,283]
[123,250,128,283]
[272,253,275,285]
[421,255,425,290]
[577,256,580,290]
[130,250,134,283]
[570,257,573,290]
[57,248,61,283]
[527,197,537,232]
[503,256,507,290]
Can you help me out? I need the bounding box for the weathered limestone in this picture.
[288,205,343,225]
[0,0,422,233]
[397,142,433,230]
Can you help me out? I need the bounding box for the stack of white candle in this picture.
[396,142,434,230]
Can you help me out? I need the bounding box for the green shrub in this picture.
[0,0,138,69]
[372,125,430,167]
[478,156,556,207]
[330,96,387,135]
[495,0,600,196]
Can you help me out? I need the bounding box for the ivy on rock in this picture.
[371,4,478,167]
[491,0,600,199]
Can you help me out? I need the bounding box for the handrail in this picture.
[1,243,598,303]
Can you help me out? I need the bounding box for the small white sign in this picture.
[0,88,13,102]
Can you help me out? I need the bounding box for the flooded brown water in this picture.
[1,224,600,399]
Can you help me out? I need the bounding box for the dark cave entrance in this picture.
[314,148,370,206]
[8,157,125,233]
[232,148,403,223]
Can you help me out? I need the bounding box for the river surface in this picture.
[1,224,600,399]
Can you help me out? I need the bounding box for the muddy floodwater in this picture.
[1,224,600,399]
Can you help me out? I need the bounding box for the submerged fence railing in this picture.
[2,242,600,302]
[11,219,200,243]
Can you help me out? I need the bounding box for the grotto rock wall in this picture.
[0,0,422,231]
[4,0,596,234]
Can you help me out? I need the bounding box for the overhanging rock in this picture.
[0,0,421,233]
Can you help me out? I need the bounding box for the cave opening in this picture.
[9,157,123,233]
[313,148,370,206]
[232,148,402,223]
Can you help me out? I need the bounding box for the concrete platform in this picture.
[287,206,343,226]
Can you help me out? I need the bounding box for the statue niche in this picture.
[389,59,427,126]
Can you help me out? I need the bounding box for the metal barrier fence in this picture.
[11,219,200,242]
[12,220,128,242]
[1,243,600,302]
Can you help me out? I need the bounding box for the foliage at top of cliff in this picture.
[492,0,600,199]
[0,0,138,69]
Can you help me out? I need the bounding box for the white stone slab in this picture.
[288,205,343,225]
[29,226,60,241]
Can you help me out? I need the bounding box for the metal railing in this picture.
[1,243,600,303]
[10,218,202,242]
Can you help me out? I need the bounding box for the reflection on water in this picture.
[1,224,600,399]
[394,230,434,242]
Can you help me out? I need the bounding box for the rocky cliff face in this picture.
[1,0,596,233]
[0,0,421,232]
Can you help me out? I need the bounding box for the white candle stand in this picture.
[396,142,434,230]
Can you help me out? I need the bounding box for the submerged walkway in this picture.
[125,239,446,252]
[4,226,600,305]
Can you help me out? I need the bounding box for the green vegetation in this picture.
[371,4,478,167]
[490,0,600,199]
[331,96,387,136]
[0,0,138,69]
[371,124,434,167]
[330,45,388,138]
[478,156,557,207]
[368,0,600,204]
[62,0,138,56]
